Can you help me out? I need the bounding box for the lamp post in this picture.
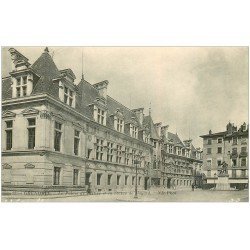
[214,173,217,190]
[134,159,139,199]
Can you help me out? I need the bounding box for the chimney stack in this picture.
[93,80,109,99]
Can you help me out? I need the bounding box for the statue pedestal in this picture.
[216,174,230,191]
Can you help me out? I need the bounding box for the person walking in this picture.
[191,183,195,191]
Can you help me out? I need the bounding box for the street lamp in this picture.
[134,159,140,199]
[214,173,217,190]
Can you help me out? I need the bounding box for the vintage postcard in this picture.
[1,46,248,202]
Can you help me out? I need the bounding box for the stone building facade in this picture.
[2,47,203,195]
[200,122,248,190]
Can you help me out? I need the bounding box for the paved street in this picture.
[2,189,248,202]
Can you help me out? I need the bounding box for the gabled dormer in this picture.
[125,116,139,139]
[56,68,77,108]
[89,97,108,126]
[9,48,39,98]
[110,108,124,133]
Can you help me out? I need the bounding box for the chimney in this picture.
[161,125,169,138]
[93,80,109,99]
[154,122,162,137]
[132,108,144,125]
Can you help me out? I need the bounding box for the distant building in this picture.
[200,122,248,190]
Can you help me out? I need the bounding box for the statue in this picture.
[219,161,228,175]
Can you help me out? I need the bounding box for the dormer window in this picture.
[63,86,74,107]
[116,118,124,132]
[15,76,28,97]
[131,125,138,139]
[97,108,105,125]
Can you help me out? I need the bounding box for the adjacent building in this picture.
[200,122,248,190]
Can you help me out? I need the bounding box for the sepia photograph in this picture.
[1,46,248,202]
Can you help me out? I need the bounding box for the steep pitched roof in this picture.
[168,132,185,147]
[143,115,160,140]
[31,50,61,98]
[2,77,12,100]
[107,96,141,126]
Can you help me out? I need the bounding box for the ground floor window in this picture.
[73,169,79,185]
[117,175,121,185]
[108,174,112,185]
[138,177,141,185]
[53,167,61,185]
[125,175,129,185]
[97,173,102,185]
[132,176,135,185]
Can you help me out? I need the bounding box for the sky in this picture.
[1,47,249,147]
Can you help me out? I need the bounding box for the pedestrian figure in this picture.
[191,183,195,191]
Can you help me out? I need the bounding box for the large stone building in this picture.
[200,122,248,190]
[1,47,202,195]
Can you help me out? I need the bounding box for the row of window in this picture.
[95,138,143,165]
[165,145,190,157]
[207,137,247,145]
[4,120,147,166]
[95,173,141,186]
[206,146,247,155]
[5,118,36,150]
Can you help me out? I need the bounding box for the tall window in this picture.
[117,118,123,132]
[217,138,222,143]
[97,108,105,125]
[131,125,138,138]
[217,160,222,166]
[125,147,130,165]
[64,86,74,107]
[96,139,104,160]
[232,159,237,167]
[177,147,181,155]
[5,120,13,150]
[27,118,36,149]
[54,122,62,152]
[108,174,112,185]
[217,147,222,154]
[73,169,79,185]
[97,173,102,185]
[132,149,136,165]
[107,142,114,162]
[16,76,28,97]
[53,167,61,185]
[207,139,212,145]
[74,130,80,155]
[116,145,122,163]
[207,148,212,154]
[125,175,129,185]
[241,158,246,167]
[169,145,173,154]
[117,175,121,185]
[138,177,141,185]
[232,137,237,145]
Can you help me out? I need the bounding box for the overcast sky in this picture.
[2,47,248,147]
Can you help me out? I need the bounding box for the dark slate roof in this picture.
[143,115,160,140]
[31,50,61,99]
[168,132,185,147]
[107,96,141,126]
[200,131,226,138]
[2,77,12,100]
